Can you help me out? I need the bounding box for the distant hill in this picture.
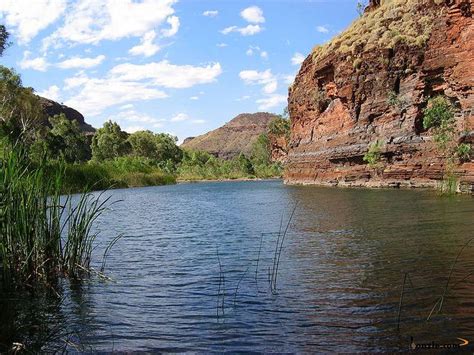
[39,97,95,134]
[181,112,279,159]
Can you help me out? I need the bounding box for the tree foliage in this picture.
[251,133,271,166]
[127,130,183,166]
[268,116,291,140]
[0,66,45,145]
[45,114,91,163]
[91,121,131,161]
[0,25,9,57]
[363,140,383,168]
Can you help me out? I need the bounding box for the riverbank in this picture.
[177,176,282,184]
[61,161,282,193]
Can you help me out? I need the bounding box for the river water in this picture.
[1,180,473,352]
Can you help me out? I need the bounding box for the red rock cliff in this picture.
[286,0,473,192]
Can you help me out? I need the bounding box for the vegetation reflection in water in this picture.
[1,180,472,352]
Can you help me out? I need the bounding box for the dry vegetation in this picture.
[311,0,444,64]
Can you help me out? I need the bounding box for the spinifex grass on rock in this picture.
[0,148,119,286]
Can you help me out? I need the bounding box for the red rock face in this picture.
[286,0,474,193]
[269,133,288,163]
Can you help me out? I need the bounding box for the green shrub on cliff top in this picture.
[311,0,442,64]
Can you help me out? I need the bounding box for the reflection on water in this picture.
[1,181,473,352]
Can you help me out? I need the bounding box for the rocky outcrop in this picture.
[181,112,279,159]
[286,0,474,192]
[39,97,95,134]
[269,133,288,163]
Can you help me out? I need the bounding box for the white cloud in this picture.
[256,94,287,110]
[37,85,61,101]
[161,15,180,37]
[120,103,134,110]
[203,10,218,17]
[316,25,329,33]
[19,51,49,71]
[63,73,169,117]
[239,69,277,94]
[190,96,199,100]
[110,61,222,89]
[43,0,177,48]
[217,43,228,48]
[192,119,206,124]
[129,30,160,57]
[57,54,105,69]
[291,52,305,66]
[113,109,165,125]
[246,46,268,60]
[170,113,189,122]
[221,24,262,36]
[240,6,265,24]
[0,0,66,43]
[62,59,222,117]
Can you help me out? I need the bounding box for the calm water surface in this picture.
[1,180,474,352]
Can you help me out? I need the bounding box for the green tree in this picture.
[268,115,291,140]
[45,113,91,163]
[0,25,10,57]
[0,66,45,145]
[155,133,183,164]
[251,133,271,165]
[91,121,131,161]
[128,130,158,159]
[127,130,183,164]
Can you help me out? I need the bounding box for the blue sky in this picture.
[0,0,359,142]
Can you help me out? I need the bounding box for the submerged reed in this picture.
[0,148,120,287]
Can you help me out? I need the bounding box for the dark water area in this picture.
[1,180,473,352]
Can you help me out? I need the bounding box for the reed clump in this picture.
[0,148,119,286]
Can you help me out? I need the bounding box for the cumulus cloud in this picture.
[246,45,268,60]
[161,15,180,37]
[316,25,329,33]
[239,69,277,94]
[221,24,262,36]
[63,72,169,117]
[57,54,106,69]
[203,10,218,17]
[291,52,305,66]
[217,43,228,48]
[170,113,189,122]
[221,6,264,36]
[240,6,265,24]
[18,51,49,71]
[112,109,165,125]
[37,85,61,101]
[43,0,178,49]
[129,30,160,57]
[0,0,66,43]
[256,94,287,110]
[110,61,222,89]
[62,60,222,116]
